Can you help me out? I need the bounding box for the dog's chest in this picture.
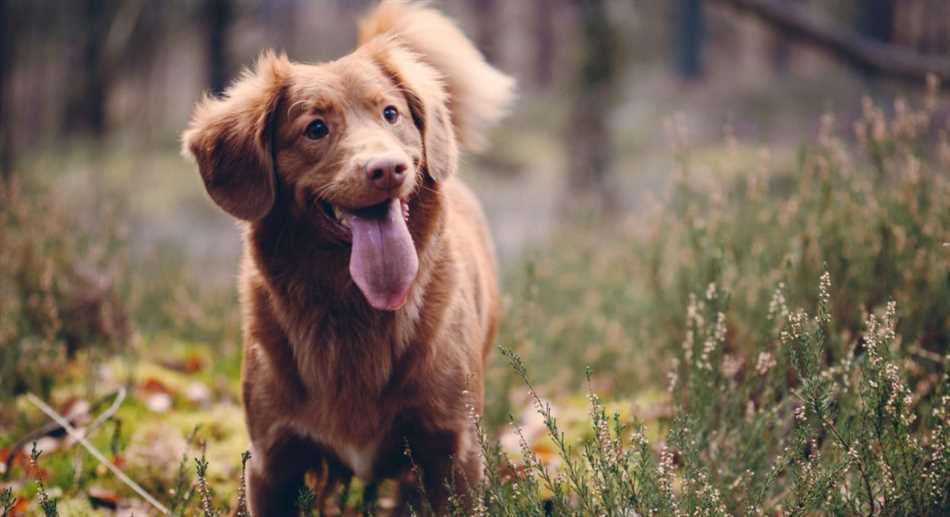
[288,399,390,479]
[289,350,401,479]
[276,304,425,479]
[337,441,380,479]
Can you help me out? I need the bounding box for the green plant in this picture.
[195,451,217,517]
[0,184,128,399]
[479,269,949,515]
[296,486,316,517]
[3,81,946,517]
[474,87,949,515]
[234,451,251,517]
[30,443,59,517]
[0,487,17,517]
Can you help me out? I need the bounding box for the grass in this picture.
[1,83,948,515]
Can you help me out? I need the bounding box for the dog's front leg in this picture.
[246,453,306,517]
[245,435,325,517]
[396,429,481,516]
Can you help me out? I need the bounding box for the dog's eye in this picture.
[383,106,399,124]
[304,119,329,140]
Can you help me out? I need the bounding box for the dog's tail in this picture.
[358,0,515,151]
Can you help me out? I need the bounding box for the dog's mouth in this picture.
[318,198,418,311]
[319,198,411,237]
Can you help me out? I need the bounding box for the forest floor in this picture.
[2,68,948,515]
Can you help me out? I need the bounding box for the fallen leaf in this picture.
[88,486,120,510]
[531,441,561,467]
[0,448,26,474]
[160,353,206,374]
[140,377,175,395]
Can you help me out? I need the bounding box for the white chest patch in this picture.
[283,421,380,480]
[340,442,378,479]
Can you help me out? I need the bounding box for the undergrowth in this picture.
[0,182,128,399]
[473,82,949,515]
[1,85,948,515]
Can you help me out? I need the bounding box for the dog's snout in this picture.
[365,155,409,191]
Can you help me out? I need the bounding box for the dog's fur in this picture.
[181,1,513,515]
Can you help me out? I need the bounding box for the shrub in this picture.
[3,86,948,516]
[480,86,950,514]
[0,183,129,399]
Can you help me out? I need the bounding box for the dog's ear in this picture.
[181,51,290,221]
[359,0,515,151]
[374,45,458,181]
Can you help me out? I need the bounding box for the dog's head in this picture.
[182,0,513,311]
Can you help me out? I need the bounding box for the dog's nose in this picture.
[365,155,409,191]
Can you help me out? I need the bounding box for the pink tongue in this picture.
[348,199,418,311]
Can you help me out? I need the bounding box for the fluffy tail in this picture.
[358,0,515,150]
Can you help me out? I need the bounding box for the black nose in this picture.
[365,155,409,191]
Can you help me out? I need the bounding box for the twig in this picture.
[84,387,126,439]
[709,0,950,82]
[25,392,170,515]
[791,391,876,516]
[70,388,127,486]
[4,389,124,474]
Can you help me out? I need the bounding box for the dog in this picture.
[181,1,514,515]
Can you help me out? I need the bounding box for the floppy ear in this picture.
[181,51,290,221]
[373,44,458,182]
[359,0,515,150]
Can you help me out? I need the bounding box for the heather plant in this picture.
[234,451,252,517]
[0,183,128,399]
[493,82,948,407]
[471,276,948,515]
[295,487,316,517]
[2,87,947,515]
[473,86,949,515]
[0,488,15,517]
[195,451,218,517]
[29,443,59,517]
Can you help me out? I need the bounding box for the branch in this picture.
[4,389,126,473]
[709,0,950,82]
[25,392,170,515]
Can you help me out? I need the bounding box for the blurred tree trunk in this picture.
[0,0,13,185]
[859,0,894,77]
[63,0,113,136]
[893,0,950,56]
[711,0,950,82]
[568,0,617,212]
[919,1,949,55]
[770,0,802,75]
[472,0,499,64]
[931,3,950,55]
[203,0,234,96]
[674,0,705,80]
[121,2,168,138]
[533,0,556,87]
[861,0,894,44]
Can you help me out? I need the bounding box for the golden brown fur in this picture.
[181,1,513,515]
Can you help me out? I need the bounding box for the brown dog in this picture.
[181,1,513,515]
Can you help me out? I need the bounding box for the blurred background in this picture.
[1,1,949,515]
[2,0,948,276]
